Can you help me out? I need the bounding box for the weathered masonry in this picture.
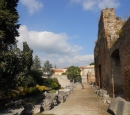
[94,8,130,101]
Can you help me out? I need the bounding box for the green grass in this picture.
[47,89,56,93]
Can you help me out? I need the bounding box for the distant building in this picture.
[52,69,64,75]
[79,65,95,83]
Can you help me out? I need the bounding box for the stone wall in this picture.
[52,75,71,88]
[94,8,130,101]
[52,75,88,87]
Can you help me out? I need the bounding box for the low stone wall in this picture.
[52,75,71,88]
[52,75,88,87]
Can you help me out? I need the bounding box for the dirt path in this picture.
[43,83,111,115]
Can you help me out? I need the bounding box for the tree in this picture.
[66,66,81,82]
[89,62,94,66]
[0,0,20,98]
[31,55,41,70]
[0,0,20,49]
[43,61,52,76]
[22,42,33,73]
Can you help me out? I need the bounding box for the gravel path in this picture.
[43,83,111,115]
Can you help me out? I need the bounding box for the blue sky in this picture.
[16,0,130,68]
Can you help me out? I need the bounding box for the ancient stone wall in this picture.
[119,18,130,101]
[94,8,130,101]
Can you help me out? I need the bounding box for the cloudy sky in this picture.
[16,0,130,68]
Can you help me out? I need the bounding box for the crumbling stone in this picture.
[94,8,130,101]
[20,104,34,115]
[108,97,130,115]
[42,99,54,111]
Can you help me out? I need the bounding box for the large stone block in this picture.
[102,94,111,104]
[58,94,66,103]
[108,97,130,115]
[20,104,34,115]
[44,92,58,106]
[98,89,107,97]
[42,99,54,111]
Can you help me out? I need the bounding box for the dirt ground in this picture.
[42,83,112,115]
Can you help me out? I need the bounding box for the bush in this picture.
[25,75,36,87]
[51,82,59,89]
[36,85,48,92]
[19,87,38,96]
[62,72,67,75]
[46,78,60,89]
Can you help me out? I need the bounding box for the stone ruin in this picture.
[90,81,130,115]
[94,8,130,102]
[0,83,77,115]
[39,83,77,112]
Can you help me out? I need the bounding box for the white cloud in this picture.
[16,25,82,55]
[70,0,120,11]
[40,54,94,68]
[20,0,43,14]
[16,25,93,68]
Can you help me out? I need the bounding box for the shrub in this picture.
[19,87,38,96]
[7,86,45,98]
[46,78,60,89]
[51,82,59,89]
[36,85,48,92]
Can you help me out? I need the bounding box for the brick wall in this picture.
[94,8,130,101]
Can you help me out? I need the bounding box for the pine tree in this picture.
[0,0,20,49]
[43,61,52,77]
[22,42,33,73]
[0,0,20,98]
[32,55,41,70]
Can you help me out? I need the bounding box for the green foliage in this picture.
[46,78,60,89]
[0,0,20,47]
[0,39,33,98]
[62,72,67,75]
[36,85,48,92]
[22,42,33,73]
[66,66,81,82]
[0,0,20,98]
[7,87,38,98]
[89,62,94,65]
[31,55,41,70]
[51,82,59,89]
[19,87,38,96]
[30,70,43,85]
[24,75,36,87]
[43,61,52,76]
